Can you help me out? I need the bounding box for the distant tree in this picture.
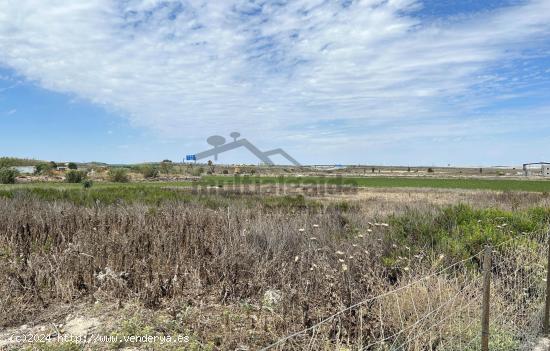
[407,167,411,172]
[371,167,375,173]
[427,168,434,173]
[479,168,483,174]
[82,179,93,189]
[207,160,215,174]
[35,162,53,175]
[49,161,58,169]
[0,168,18,184]
[68,162,78,170]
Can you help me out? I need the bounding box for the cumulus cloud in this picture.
[0,0,549,158]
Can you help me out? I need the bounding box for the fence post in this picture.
[481,245,492,351]
[544,232,550,335]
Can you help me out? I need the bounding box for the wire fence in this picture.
[260,230,549,351]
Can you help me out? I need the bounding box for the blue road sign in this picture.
[186,155,196,161]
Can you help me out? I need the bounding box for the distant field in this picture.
[201,175,550,192]
[5,176,549,192]
[0,176,549,206]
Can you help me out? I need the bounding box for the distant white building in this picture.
[523,162,550,177]
[11,166,36,174]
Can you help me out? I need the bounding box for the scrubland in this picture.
[0,185,549,350]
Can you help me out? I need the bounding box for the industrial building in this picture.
[523,162,550,177]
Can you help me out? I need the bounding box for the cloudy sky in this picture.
[0,0,549,166]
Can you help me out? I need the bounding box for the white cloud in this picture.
[0,0,549,161]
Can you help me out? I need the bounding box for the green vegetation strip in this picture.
[1,175,549,206]
[200,175,550,192]
[0,182,313,208]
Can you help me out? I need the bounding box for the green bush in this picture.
[386,204,547,263]
[82,180,93,189]
[160,161,173,174]
[191,167,204,177]
[68,162,78,170]
[0,168,18,184]
[109,168,130,183]
[65,170,87,183]
[141,166,160,179]
[35,162,53,175]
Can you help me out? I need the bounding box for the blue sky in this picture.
[0,0,549,166]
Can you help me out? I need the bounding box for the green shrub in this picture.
[0,168,18,184]
[109,168,130,183]
[386,204,548,263]
[35,162,53,175]
[68,162,78,170]
[427,167,434,173]
[82,180,93,189]
[141,166,160,179]
[191,167,204,177]
[160,161,173,174]
[65,170,86,183]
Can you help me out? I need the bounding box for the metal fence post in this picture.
[544,232,550,335]
[482,245,492,351]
